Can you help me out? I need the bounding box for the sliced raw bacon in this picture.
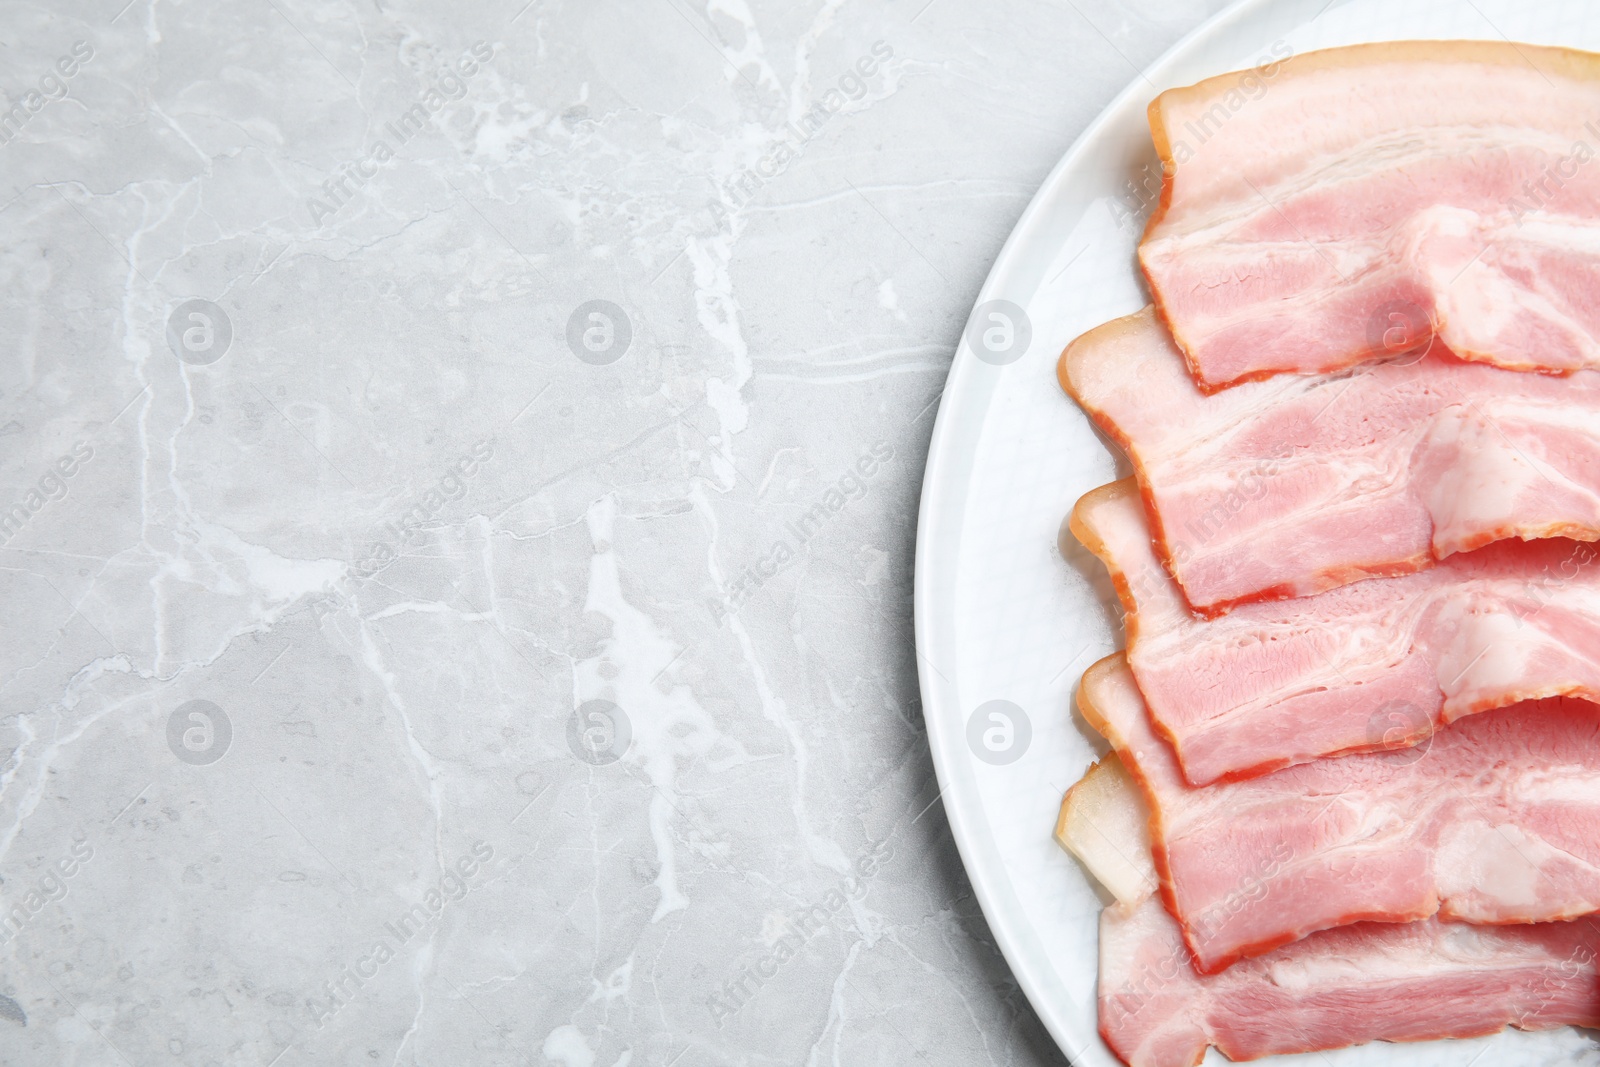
[1140,41,1600,390]
[1080,653,1600,973]
[1102,895,1600,1067]
[1060,307,1600,613]
[1058,756,1600,1064]
[1071,478,1600,784]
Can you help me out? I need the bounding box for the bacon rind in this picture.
[1141,40,1600,391]
[1072,477,1600,785]
[1080,653,1600,974]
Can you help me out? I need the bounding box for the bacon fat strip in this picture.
[1060,307,1600,613]
[1140,40,1600,391]
[1071,478,1600,784]
[1056,756,1159,908]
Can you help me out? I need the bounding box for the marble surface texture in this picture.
[0,1,1229,1063]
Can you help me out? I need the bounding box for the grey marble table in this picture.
[0,1,1227,1063]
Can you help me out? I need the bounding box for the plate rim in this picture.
[911,0,1345,1059]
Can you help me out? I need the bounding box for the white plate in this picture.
[912,1,1600,1064]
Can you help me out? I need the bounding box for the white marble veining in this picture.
[0,1,1225,1063]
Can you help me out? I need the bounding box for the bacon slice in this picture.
[1081,653,1600,973]
[1072,478,1600,784]
[1060,307,1600,613]
[1140,41,1600,391]
[1102,895,1600,1067]
[1057,756,1600,1065]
